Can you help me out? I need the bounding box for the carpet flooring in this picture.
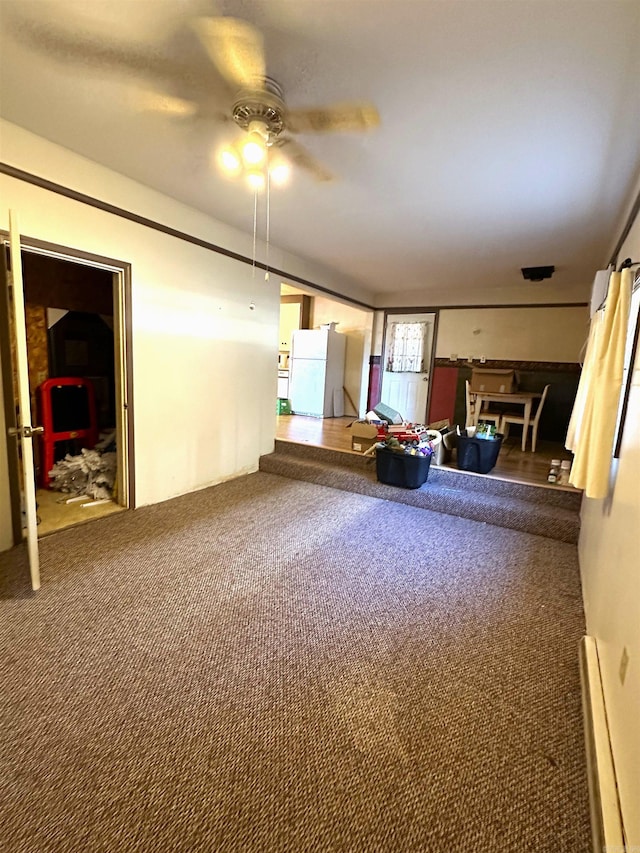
[260,440,582,543]
[0,471,590,852]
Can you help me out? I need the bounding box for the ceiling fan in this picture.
[186,15,380,186]
[5,7,380,187]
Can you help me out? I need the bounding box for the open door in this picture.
[4,211,41,590]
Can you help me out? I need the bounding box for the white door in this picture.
[380,312,435,424]
[5,211,41,590]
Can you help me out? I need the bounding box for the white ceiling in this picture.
[1,0,640,305]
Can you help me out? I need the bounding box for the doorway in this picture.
[1,237,133,540]
[380,312,437,424]
[278,283,374,419]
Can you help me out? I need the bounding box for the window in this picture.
[386,321,429,372]
[613,272,640,457]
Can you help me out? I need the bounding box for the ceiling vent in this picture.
[521,265,555,282]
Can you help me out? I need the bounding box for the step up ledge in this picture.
[273,440,581,510]
[260,453,579,543]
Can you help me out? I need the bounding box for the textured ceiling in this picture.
[1,0,640,305]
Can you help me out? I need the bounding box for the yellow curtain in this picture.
[567,269,632,498]
[565,311,602,451]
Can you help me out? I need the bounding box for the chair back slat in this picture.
[464,379,475,427]
[533,384,550,425]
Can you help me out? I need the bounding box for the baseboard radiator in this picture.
[579,636,625,853]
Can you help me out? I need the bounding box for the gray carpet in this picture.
[0,471,590,852]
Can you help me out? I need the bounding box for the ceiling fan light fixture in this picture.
[269,158,290,185]
[242,119,269,166]
[242,132,267,165]
[219,146,241,175]
[246,169,266,191]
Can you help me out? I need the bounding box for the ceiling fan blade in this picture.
[131,87,199,118]
[5,13,214,99]
[276,139,334,183]
[191,16,266,90]
[286,102,380,134]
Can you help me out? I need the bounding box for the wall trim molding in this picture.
[433,358,581,373]
[0,162,375,312]
[380,302,589,311]
[2,164,596,315]
[579,636,625,853]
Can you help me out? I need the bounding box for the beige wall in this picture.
[371,310,385,356]
[372,306,588,363]
[436,306,589,362]
[310,297,373,417]
[578,203,640,844]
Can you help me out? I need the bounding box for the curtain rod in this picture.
[618,259,640,293]
[617,258,639,271]
[596,261,640,313]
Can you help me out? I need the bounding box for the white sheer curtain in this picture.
[386,322,428,372]
[566,268,632,498]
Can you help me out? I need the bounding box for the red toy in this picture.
[375,423,430,446]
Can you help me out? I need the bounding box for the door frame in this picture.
[0,238,25,545]
[379,308,440,423]
[0,232,135,542]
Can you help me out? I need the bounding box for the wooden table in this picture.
[472,390,542,451]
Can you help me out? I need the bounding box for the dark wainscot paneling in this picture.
[433,359,580,442]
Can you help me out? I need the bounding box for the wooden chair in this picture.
[465,379,503,429]
[500,385,550,452]
[464,379,477,427]
[465,379,502,429]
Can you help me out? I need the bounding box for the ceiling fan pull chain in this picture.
[265,164,271,282]
[252,187,258,281]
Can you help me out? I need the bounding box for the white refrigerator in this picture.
[289,329,346,417]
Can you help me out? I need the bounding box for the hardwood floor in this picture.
[275,414,580,491]
[36,488,125,537]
